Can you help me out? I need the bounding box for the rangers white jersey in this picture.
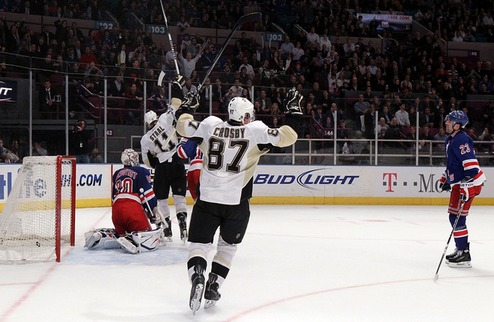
[177,115,297,205]
[141,109,179,167]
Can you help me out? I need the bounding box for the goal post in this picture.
[0,156,76,263]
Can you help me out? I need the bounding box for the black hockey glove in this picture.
[171,75,186,101]
[175,103,193,120]
[147,151,159,168]
[183,91,200,111]
[438,173,451,192]
[283,88,303,116]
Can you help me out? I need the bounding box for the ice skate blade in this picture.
[446,261,472,268]
[190,284,204,315]
[204,299,217,309]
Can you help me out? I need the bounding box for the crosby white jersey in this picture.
[178,115,297,205]
[140,110,179,167]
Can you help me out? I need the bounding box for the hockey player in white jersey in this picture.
[140,78,196,243]
[175,88,303,314]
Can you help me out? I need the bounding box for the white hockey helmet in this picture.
[228,97,254,124]
[144,110,158,127]
[121,148,139,166]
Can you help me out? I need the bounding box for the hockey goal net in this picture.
[0,156,76,263]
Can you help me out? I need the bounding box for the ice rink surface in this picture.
[1,205,494,322]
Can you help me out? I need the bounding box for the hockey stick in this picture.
[433,200,465,281]
[157,0,180,86]
[139,188,168,230]
[196,12,262,93]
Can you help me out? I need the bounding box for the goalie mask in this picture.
[144,110,158,128]
[121,148,139,166]
[228,97,254,125]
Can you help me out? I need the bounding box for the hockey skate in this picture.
[162,217,173,242]
[204,273,221,309]
[177,212,188,243]
[189,266,205,315]
[445,248,459,261]
[446,243,471,268]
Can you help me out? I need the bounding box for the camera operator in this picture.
[69,119,92,163]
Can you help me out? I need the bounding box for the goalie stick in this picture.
[196,12,262,93]
[157,0,180,86]
[433,201,465,281]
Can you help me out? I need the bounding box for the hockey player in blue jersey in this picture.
[84,148,165,254]
[438,110,486,267]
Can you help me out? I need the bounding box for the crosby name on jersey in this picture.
[213,127,246,139]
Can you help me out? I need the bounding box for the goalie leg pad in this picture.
[84,228,119,249]
[117,236,139,254]
[84,231,102,249]
[131,227,164,252]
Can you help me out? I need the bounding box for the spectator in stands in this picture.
[182,77,197,96]
[419,106,436,128]
[125,58,144,88]
[354,94,369,128]
[220,63,236,85]
[124,82,143,125]
[255,90,272,115]
[79,46,98,70]
[69,119,92,163]
[279,35,295,60]
[0,138,19,163]
[222,87,236,113]
[32,141,48,156]
[434,127,448,151]
[90,147,104,163]
[177,44,204,78]
[403,126,424,152]
[395,103,411,127]
[363,103,377,139]
[211,78,224,104]
[229,79,244,97]
[177,16,191,33]
[109,72,126,97]
[38,79,59,119]
[377,117,389,139]
[384,117,404,149]
[116,44,127,66]
[291,41,304,62]
[148,85,167,112]
[8,139,21,162]
[238,56,255,79]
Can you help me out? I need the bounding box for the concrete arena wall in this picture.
[0,164,493,211]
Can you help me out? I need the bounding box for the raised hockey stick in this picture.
[157,0,180,86]
[196,12,262,93]
[433,201,465,281]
